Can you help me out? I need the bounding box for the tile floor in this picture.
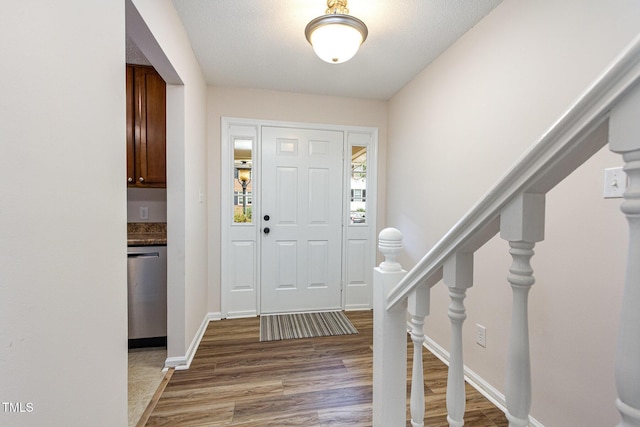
[128,347,167,427]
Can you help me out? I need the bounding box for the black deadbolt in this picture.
[264,215,270,221]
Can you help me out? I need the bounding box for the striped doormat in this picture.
[259,311,358,342]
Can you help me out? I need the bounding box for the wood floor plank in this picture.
[317,402,373,426]
[145,310,507,426]
[282,370,372,395]
[227,411,321,427]
[159,379,284,404]
[231,385,372,423]
[146,401,235,427]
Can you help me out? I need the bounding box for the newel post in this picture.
[373,228,408,427]
[610,83,640,427]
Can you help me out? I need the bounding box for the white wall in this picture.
[207,87,387,312]
[387,1,640,425]
[0,2,127,426]
[130,0,208,362]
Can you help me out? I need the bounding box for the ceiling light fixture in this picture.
[305,0,368,64]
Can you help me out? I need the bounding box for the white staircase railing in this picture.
[372,33,640,427]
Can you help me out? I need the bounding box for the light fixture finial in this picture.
[326,0,349,15]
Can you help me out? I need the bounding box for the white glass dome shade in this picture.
[305,14,368,64]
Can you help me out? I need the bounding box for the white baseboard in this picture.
[345,304,372,311]
[164,355,188,370]
[226,310,257,319]
[208,312,222,322]
[423,335,545,427]
[164,311,221,370]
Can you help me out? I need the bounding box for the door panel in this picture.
[309,168,330,223]
[261,127,343,314]
[307,241,329,288]
[276,167,298,222]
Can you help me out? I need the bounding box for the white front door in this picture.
[260,126,344,314]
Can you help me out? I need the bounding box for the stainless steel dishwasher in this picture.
[127,245,167,342]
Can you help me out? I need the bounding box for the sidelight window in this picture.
[350,145,367,224]
[233,138,253,223]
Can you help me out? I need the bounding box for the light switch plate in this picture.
[604,167,627,199]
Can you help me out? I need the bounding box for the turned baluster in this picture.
[443,252,474,427]
[500,193,545,427]
[408,285,430,427]
[609,84,640,427]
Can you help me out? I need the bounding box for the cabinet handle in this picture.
[127,252,160,259]
[139,177,145,183]
[128,177,133,183]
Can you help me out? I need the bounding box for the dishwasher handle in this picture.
[127,252,160,259]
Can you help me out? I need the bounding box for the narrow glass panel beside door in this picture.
[233,138,253,223]
[350,145,367,224]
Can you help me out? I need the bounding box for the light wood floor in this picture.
[145,311,507,426]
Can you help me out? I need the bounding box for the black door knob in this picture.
[264,215,270,221]
[264,227,270,234]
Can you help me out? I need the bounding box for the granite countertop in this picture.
[127,222,167,246]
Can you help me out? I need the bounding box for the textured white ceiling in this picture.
[170,0,502,100]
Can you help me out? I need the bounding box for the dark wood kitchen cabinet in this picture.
[126,64,166,187]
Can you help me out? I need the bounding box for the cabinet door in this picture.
[136,68,166,186]
[126,65,166,188]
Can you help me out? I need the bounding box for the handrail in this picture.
[386,33,640,311]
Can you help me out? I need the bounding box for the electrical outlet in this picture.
[476,324,486,348]
[139,206,149,220]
